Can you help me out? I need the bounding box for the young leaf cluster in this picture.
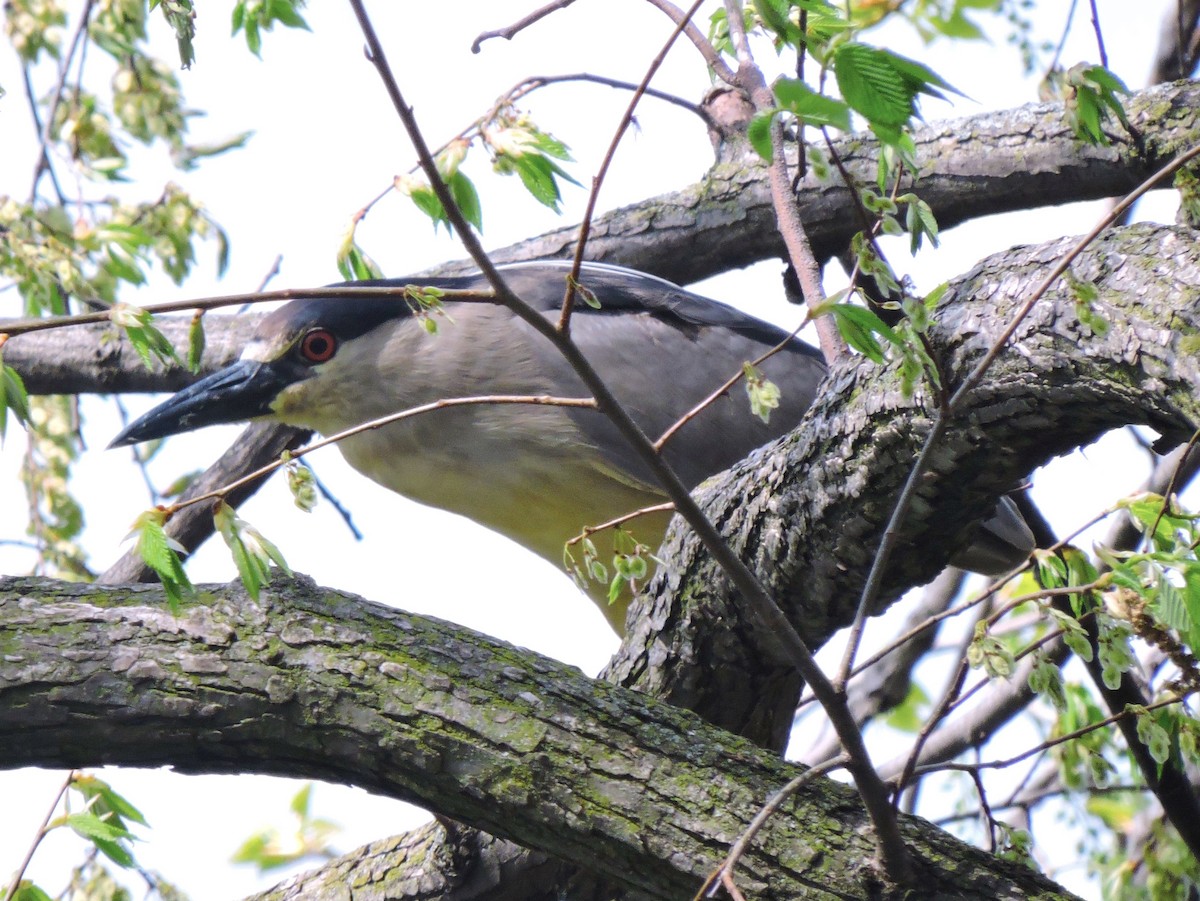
[742,362,781,423]
[1101,494,1200,691]
[214,500,292,601]
[5,773,189,901]
[744,0,964,156]
[284,453,318,512]
[231,0,310,58]
[109,302,183,371]
[565,526,660,608]
[391,105,580,238]
[1,191,229,321]
[1060,63,1131,147]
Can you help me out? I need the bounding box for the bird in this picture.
[112,261,1034,633]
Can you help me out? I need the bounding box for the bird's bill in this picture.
[109,359,296,448]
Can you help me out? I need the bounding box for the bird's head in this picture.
[109,298,406,448]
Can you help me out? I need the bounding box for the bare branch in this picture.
[471,0,577,54]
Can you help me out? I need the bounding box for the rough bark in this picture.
[608,222,1200,749]
[253,823,566,901]
[0,575,1076,901]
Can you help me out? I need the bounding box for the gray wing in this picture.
[496,262,828,490]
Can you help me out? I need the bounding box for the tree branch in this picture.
[0,575,1078,901]
[608,221,1200,750]
[431,79,1200,284]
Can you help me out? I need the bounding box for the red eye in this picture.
[299,328,337,363]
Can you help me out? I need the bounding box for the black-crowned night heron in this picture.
[112,262,1034,633]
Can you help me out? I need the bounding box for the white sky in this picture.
[0,1,1188,897]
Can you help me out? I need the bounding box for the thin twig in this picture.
[2,771,75,901]
[158,395,597,517]
[354,72,708,225]
[641,0,737,84]
[693,757,849,901]
[654,316,808,452]
[28,0,97,202]
[1087,0,1109,69]
[471,0,577,53]
[564,502,676,548]
[21,67,65,205]
[0,284,499,338]
[558,0,705,331]
[715,0,902,878]
[1046,0,1080,76]
[722,2,843,363]
[1146,426,1200,544]
[508,73,707,120]
[908,694,1186,781]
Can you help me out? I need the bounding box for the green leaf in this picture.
[1050,609,1094,662]
[1136,711,1172,765]
[409,184,448,229]
[231,0,308,57]
[0,353,32,441]
[73,774,150,828]
[818,301,899,363]
[448,171,483,232]
[285,456,318,512]
[747,111,777,162]
[511,153,578,212]
[834,43,958,129]
[773,78,852,131]
[569,277,602,310]
[92,836,137,868]
[1027,654,1067,712]
[66,811,135,843]
[126,508,193,612]
[154,0,197,68]
[1034,548,1067,587]
[110,303,182,370]
[214,500,291,600]
[290,783,313,818]
[336,220,385,281]
[967,623,1014,679]
[901,193,940,253]
[884,682,929,732]
[752,0,804,46]
[187,312,206,374]
[1064,63,1130,145]
[12,883,54,901]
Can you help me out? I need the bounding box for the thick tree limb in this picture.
[0,575,1076,901]
[435,79,1200,282]
[1,315,257,395]
[6,80,1200,399]
[608,222,1200,749]
[254,821,565,901]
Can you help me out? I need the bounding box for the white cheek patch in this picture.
[241,337,281,363]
